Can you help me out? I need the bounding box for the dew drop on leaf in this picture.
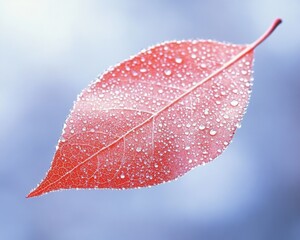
[241,70,247,75]
[175,57,183,63]
[200,63,207,68]
[209,129,217,136]
[230,100,239,107]
[199,125,206,130]
[164,69,172,76]
[136,147,142,152]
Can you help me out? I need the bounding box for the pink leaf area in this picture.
[27,19,281,198]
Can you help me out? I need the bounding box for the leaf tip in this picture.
[26,189,38,198]
[26,182,46,198]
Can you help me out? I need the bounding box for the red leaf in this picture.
[27,19,281,198]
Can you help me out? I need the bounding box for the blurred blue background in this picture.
[1,0,299,239]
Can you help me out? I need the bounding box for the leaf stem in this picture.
[249,18,282,50]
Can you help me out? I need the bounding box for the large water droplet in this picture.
[230,100,239,107]
[200,63,207,68]
[209,129,217,136]
[136,147,142,152]
[199,125,205,130]
[175,57,182,63]
[241,70,247,75]
[164,69,172,76]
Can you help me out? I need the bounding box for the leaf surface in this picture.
[27,19,282,198]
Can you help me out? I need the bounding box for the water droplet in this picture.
[230,100,239,107]
[236,122,242,128]
[224,141,229,146]
[185,146,191,150]
[60,136,66,142]
[241,70,247,75]
[90,128,95,133]
[175,57,182,63]
[158,89,163,94]
[136,147,142,152]
[209,129,217,136]
[204,108,209,115]
[154,163,158,168]
[200,63,207,68]
[120,174,125,179]
[191,53,197,59]
[164,69,172,76]
[82,127,86,131]
[199,125,205,130]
